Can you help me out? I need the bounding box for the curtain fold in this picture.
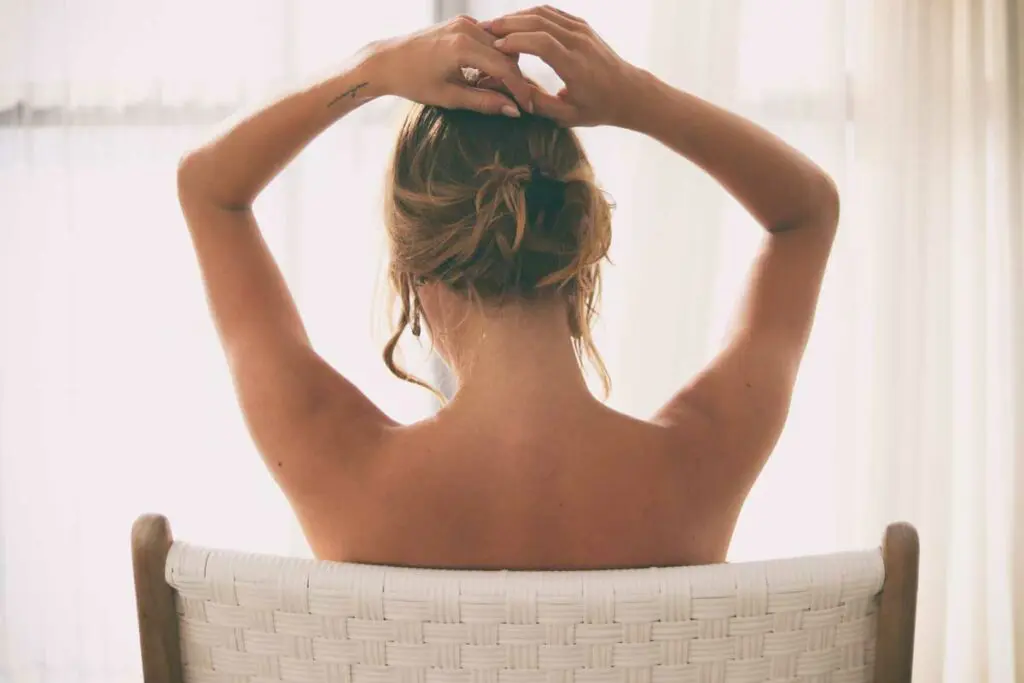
[1,0,1021,681]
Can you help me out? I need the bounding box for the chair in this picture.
[132,515,918,683]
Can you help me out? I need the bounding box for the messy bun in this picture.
[383,104,613,397]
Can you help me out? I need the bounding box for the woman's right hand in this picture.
[482,6,646,128]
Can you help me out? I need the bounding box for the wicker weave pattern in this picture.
[166,544,884,683]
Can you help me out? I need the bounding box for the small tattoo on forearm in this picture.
[327,81,369,108]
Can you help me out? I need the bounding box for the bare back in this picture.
[284,398,735,570]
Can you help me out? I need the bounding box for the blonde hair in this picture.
[382,104,613,398]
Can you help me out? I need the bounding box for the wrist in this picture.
[355,38,401,98]
[612,67,663,131]
[313,42,392,122]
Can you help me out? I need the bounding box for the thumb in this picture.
[530,88,578,126]
[443,84,521,117]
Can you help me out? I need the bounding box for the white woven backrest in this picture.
[166,544,884,683]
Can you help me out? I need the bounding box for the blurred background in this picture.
[0,0,1021,681]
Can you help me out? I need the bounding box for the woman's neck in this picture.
[440,300,596,415]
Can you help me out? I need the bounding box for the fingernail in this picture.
[479,20,492,29]
[501,105,521,118]
[494,38,506,48]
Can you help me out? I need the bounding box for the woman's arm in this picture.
[620,76,839,235]
[176,16,532,485]
[636,76,839,475]
[176,60,379,364]
[488,6,839,489]
[176,58,387,489]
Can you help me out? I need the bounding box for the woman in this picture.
[177,6,839,569]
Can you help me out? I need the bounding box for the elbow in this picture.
[765,172,841,235]
[783,172,841,234]
[176,150,207,202]
[176,150,250,211]
[813,172,841,230]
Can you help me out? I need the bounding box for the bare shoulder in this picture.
[585,401,720,477]
[249,356,397,492]
[651,234,839,507]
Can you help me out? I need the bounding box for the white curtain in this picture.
[0,2,439,682]
[1,0,1021,681]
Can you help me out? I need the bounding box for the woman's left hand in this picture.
[369,15,534,117]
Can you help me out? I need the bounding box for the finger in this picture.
[455,39,535,112]
[483,6,586,34]
[493,31,574,75]
[543,5,587,26]
[529,87,578,126]
[442,84,521,117]
[476,75,513,97]
[452,15,502,47]
[484,14,577,45]
[534,5,589,32]
[463,65,527,111]
[481,73,555,97]
[450,13,522,66]
[451,14,525,61]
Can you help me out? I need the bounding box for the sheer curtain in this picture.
[1,0,1021,682]
[0,2,439,682]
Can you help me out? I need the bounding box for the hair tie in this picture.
[527,165,565,211]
